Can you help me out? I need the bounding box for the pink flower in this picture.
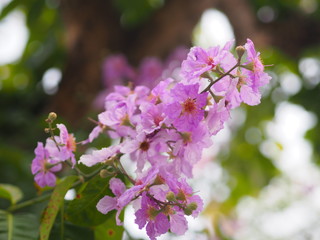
[165,177,203,217]
[136,57,163,88]
[120,133,166,172]
[102,54,136,88]
[181,42,236,83]
[56,124,77,166]
[79,145,121,167]
[31,142,62,188]
[165,83,208,131]
[117,168,159,209]
[139,102,167,134]
[206,99,230,135]
[135,192,170,240]
[172,123,212,177]
[96,178,126,225]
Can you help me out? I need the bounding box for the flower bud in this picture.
[148,207,159,220]
[153,175,165,185]
[48,112,57,122]
[188,202,198,211]
[183,206,193,216]
[176,190,186,201]
[166,191,176,202]
[99,169,110,178]
[242,62,254,71]
[236,46,246,59]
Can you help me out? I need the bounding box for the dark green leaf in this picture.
[65,175,114,227]
[49,220,94,240]
[94,212,124,240]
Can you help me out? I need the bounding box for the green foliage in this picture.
[49,220,94,240]
[40,176,78,240]
[112,0,164,28]
[0,210,39,240]
[0,184,23,205]
[94,214,124,240]
[65,174,115,227]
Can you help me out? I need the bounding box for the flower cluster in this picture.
[31,39,271,239]
[94,47,188,109]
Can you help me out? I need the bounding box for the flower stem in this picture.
[7,192,51,212]
[201,63,240,94]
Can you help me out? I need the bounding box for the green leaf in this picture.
[40,175,78,240]
[0,184,23,205]
[0,210,39,240]
[94,214,124,240]
[0,0,21,21]
[49,220,94,240]
[65,175,114,227]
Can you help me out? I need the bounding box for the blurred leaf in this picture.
[40,175,78,240]
[0,210,39,240]
[0,184,23,205]
[65,175,114,227]
[94,213,124,240]
[0,0,21,21]
[112,0,163,28]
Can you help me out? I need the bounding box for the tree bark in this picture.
[49,0,216,124]
[48,0,123,124]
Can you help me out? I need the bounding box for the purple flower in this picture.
[31,142,62,188]
[56,124,77,166]
[135,192,170,240]
[148,78,174,104]
[240,39,271,102]
[181,42,237,82]
[206,99,230,135]
[81,125,104,145]
[165,83,208,131]
[120,133,166,172]
[171,123,212,177]
[102,54,136,88]
[139,102,167,134]
[136,57,163,88]
[98,96,137,138]
[96,178,126,225]
[165,177,203,217]
[117,168,159,209]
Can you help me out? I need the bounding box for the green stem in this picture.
[7,193,51,212]
[7,178,83,212]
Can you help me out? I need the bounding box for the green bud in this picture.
[147,207,159,220]
[183,206,193,216]
[153,175,165,185]
[236,46,246,59]
[188,202,198,211]
[176,190,186,201]
[48,112,57,122]
[99,169,109,178]
[166,192,176,202]
[241,62,254,71]
[200,71,212,80]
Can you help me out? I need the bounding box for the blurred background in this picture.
[1,0,320,239]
